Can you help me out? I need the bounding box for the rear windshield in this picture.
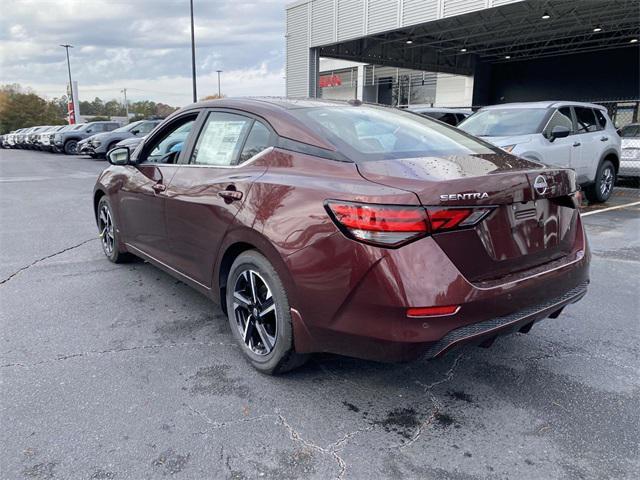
[459,108,548,137]
[291,105,497,162]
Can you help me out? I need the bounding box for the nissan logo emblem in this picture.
[534,175,548,195]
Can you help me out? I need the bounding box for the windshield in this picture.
[291,106,498,162]
[619,124,640,138]
[72,124,86,131]
[459,108,549,137]
[113,121,142,133]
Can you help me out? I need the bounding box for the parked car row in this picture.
[1,119,160,157]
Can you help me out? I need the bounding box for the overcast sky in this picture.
[0,0,287,106]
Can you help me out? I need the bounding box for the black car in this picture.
[53,121,121,154]
[78,120,160,157]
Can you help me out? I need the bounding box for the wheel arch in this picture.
[214,226,297,315]
[93,189,106,224]
[600,149,619,173]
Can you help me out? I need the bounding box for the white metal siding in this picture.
[490,0,520,6]
[402,0,438,27]
[337,0,365,41]
[311,0,335,46]
[367,0,399,34]
[443,0,485,18]
[286,4,310,97]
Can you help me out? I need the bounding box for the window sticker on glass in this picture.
[193,115,250,166]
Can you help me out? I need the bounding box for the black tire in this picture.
[97,196,133,263]
[63,139,78,155]
[106,141,119,155]
[585,159,616,203]
[225,251,308,375]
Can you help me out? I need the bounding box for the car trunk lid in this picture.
[356,153,581,282]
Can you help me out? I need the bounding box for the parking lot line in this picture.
[581,201,640,217]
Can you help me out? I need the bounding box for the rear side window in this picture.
[575,107,599,133]
[239,122,271,162]
[191,112,252,166]
[594,109,607,130]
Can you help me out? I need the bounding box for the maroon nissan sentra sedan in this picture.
[94,98,589,374]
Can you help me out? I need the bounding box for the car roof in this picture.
[480,101,607,111]
[407,106,473,114]
[177,97,372,151]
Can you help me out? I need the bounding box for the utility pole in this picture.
[216,70,223,97]
[190,0,197,102]
[121,88,129,119]
[60,44,75,124]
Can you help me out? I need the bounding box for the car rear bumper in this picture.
[287,214,590,362]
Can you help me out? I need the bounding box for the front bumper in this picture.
[78,143,95,154]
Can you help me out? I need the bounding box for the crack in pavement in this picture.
[0,237,98,285]
[398,354,465,449]
[186,402,368,480]
[0,341,237,368]
[187,404,278,431]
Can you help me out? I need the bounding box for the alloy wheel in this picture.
[98,204,115,256]
[600,166,614,197]
[232,270,277,355]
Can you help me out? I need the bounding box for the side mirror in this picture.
[549,125,571,142]
[108,146,130,165]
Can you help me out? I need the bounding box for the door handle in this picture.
[573,142,581,147]
[218,190,243,202]
[152,183,166,193]
[600,136,608,142]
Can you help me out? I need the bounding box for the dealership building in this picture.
[286,0,639,119]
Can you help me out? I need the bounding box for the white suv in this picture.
[459,101,621,203]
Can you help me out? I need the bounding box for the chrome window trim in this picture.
[142,146,275,169]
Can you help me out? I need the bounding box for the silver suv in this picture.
[459,101,621,203]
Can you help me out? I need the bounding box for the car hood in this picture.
[477,134,535,147]
[621,137,639,149]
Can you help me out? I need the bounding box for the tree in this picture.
[0,84,66,133]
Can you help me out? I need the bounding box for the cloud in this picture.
[0,0,287,105]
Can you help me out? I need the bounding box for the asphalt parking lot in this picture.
[1,149,638,480]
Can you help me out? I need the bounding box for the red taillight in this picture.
[407,305,460,317]
[427,207,492,232]
[326,201,429,247]
[326,201,492,248]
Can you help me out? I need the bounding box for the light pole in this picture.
[190,0,197,102]
[216,70,223,97]
[121,88,129,119]
[60,44,75,123]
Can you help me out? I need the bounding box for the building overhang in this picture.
[317,0,639,76]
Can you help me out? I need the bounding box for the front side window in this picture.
[544,107,574,137]
[575,107,599,133]
[191,112,252,166]
[137,122,158,135]
[458,108,549,137]
[293,105,498,162]
[144,117,196,164]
